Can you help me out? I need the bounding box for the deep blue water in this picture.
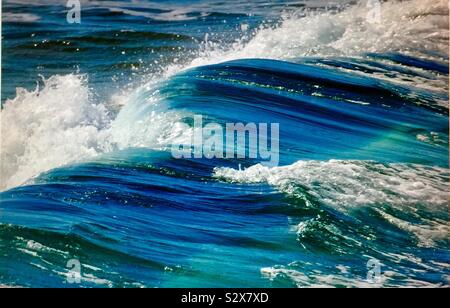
[1,0,449,287]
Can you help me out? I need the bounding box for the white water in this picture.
[1,75,112,189]
[214,160,449,248]
[168,0,449,72]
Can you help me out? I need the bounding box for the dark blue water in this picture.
[1,0,449,287]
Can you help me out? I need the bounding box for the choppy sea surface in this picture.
[0,0,449,287]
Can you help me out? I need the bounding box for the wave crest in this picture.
[0,75,112,190]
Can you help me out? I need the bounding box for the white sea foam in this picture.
[260,264,446,288]
[165,0,449,75]
[160,0,449,100]
[214,160,448,209]
[0,75,113,190]
[214,160,449,247]
[0,75,195,190]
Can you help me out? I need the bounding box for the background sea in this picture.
[0,0,449,287]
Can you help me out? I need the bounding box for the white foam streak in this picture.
[214,160,448,209]
[260,264,446,288]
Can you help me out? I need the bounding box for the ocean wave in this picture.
[1,0,448,288]
[214,160,449,247]
[214,160,448,208]
[0,75,112,190]
[2,51,448,190]
[2,0,448,192]
[164,0,449,74]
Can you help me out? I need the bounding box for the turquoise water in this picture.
[1,0,449,287]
